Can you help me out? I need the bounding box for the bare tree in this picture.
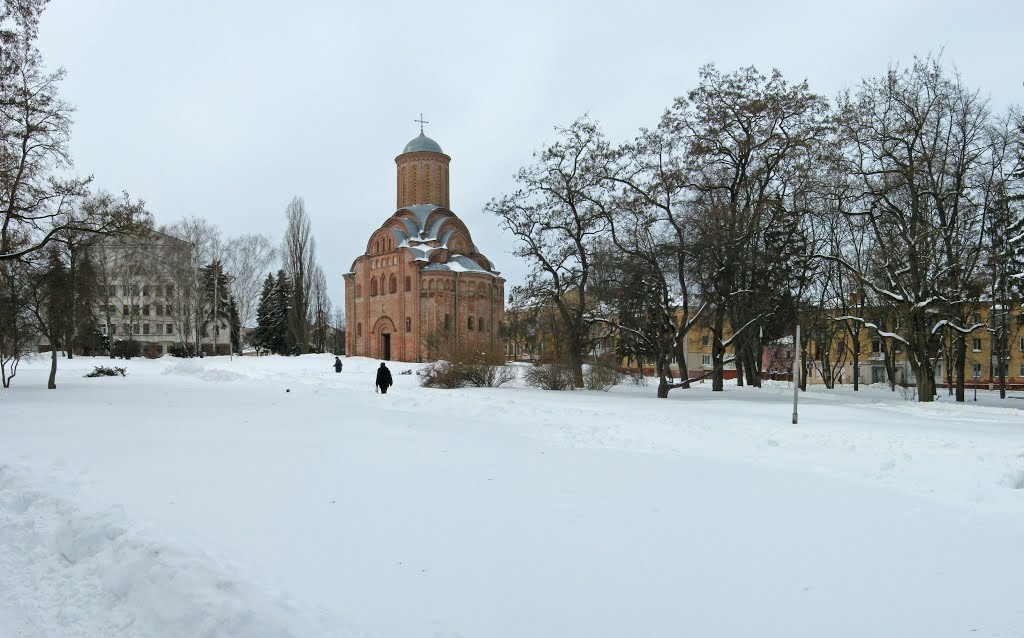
[166,217,220,355]
[223,233,276,328]
[309,263,331,353]
[675,65,827,391]
[487,118,609,386]
[830,56,1001,402]
[281,197,316,354]
[596,123,708,397]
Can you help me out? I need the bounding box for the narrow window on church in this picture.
[405,276,411,292]
[381,274,387,294]
[444,314,450,332]
[479,318,485,332]
[389,275,397,294]
[370,279,378,296]
[357,323,362,337]
[406,317,411,332]
[468,316,474,331]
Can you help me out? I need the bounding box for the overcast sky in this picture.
[35,0,1022,309]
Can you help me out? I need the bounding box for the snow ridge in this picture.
[0,464,340,638]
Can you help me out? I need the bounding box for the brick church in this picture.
[344,127,505,361]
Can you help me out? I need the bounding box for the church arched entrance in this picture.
[372,316,397,361]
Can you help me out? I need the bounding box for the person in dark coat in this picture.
[334,357,343,373]
[375,362,393,394]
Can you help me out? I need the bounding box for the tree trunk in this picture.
[852,347,860,391]
[914,364,935,402]
[954,336,966,403]
[711,310,725,392]
[47,341,57,389]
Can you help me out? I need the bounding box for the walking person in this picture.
[334,356,343,373]
[375,362,393,394]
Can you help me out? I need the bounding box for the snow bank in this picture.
[0,464,339,638]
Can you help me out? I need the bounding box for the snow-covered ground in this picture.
[1,354,1023,637]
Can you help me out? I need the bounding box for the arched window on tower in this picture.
[478,317,485,332]
[357,323,362,337]
[406,317,411,332]
[389,275,397,294]
[405,276,411,292]
[370,279,378,296]
[380,274,387,294]
[468,316,474,331]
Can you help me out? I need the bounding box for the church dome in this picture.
[402,132,443,155]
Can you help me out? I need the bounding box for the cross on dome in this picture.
[414,113,429,134]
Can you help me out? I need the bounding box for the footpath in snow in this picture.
[1,354,1023,637]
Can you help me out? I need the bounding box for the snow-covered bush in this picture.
[84,365,127,378]
[523,363,575,391]
[419,348,516,389]
[584,363,623,391]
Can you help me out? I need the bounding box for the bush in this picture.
[167,344,192,358]
[584,363,623,391]
[84,365,127,378]
[111,339,141,359]
[523,363,575,391]
[419,347,517,389]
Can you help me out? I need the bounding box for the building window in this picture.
[972,312,981,325]
[405,276,411,292]
[389,275,397,294]
[143,324,150,335]
[165,304,173,316]
[701,355,711,366]
[122,305,129,315]
[444,314,450,332]
[406,317,411,333]
[1019,363,1024,378]
[122,285,130,296]
[357,323,362,337]
[142,285,150,297]
[133,324,140,335]
[872,340,882,353]
[972,362,982,378]
[142,305,150,316]
[468,316,474,331]
[166,324,173,335]
[1019,337,1024,352]
[479,318,485,332]
[701,335,710,347]
[154,304,162,316]
[935,362,942,377]
[107,285,116,297]
[110,325,117,335]
[972,338,982,352]
[370,279,378,296]
[165,284,174,297]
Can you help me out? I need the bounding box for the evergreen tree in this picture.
[200,259,231,352]
[228,296,241,353]
[253,273,275,352]
[273,269,293,354]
